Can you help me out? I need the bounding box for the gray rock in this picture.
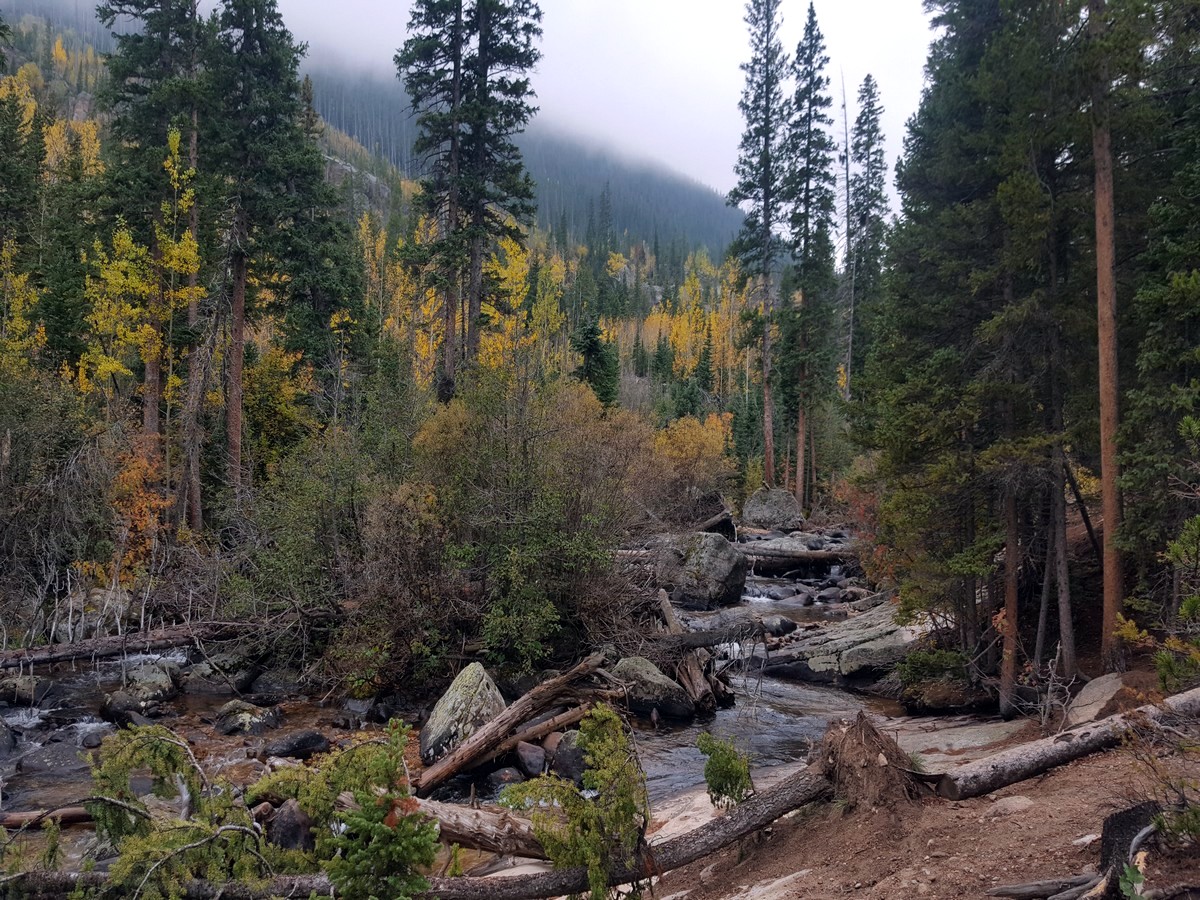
[551,730,585,784]
[742,488,805,531]
[653,532,747,610]
[486,767,526,792]
[249,668,304,698]
[816,587,844,603]
[515,740,546,777]
[124,662,178,703]
[611,657,695,720]
[263,729,331,760]
[1066,673,1125,727]
[17,742,91,775]
[183,653,256,694]
[0,676,53,706]
[787,531,828,550]
[213,699,281,736]
[419,663,507,764]
[760,615,798,637]
[267,799,314,852]
[989,796,1034,817]
[0,719,16,758]
[102,691,156,727]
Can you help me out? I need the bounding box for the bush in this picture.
[896,649,969,688]
[697,732,753,809]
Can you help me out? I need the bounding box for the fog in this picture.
[281,0,933,204]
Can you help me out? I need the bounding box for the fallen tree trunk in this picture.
[937,685,1200,800]
[488,705,590,763]
[415,653,606,797]
[657,589,715,714]
[0,807,94,828]
[0,624,221,671]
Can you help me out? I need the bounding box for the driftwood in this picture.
[936,685,1200,800]
[987,875,1099,898]
[0,806,94,829]
[0,624,220,671]
[657,589,716,714]
[415,653,607,797]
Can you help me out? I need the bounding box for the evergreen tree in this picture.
[728,0,790,487]
[208,0,311,494]
[0,13,11,72]
[846,73,888,389]
[570,319,618,407]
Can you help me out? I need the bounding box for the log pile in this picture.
[0,623,223,671]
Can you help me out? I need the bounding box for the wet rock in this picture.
[79,725,114,750]
[0,719,16,758]
[515,740,545,777]
[213,699,281,736]
[0,676,53,706]
[182,653,256,694]
[551,730,585,784]
[124,662,178,703]
[786,531,828,550]
[419,662,507,764]
[486,767,526,792]
[760,615,798,637]
[249,668,304,698]
[816,587,844,603]
[741,488,805,531]
[101,691,160,727]
[263,729,331,760]
[267,799,315,852]
[1066,673,1125,728]
[542,731,564,756]
[611,657,695,720]
[652,532,747,610]
[17,741,91,775]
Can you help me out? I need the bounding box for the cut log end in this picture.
[812,712,926,809]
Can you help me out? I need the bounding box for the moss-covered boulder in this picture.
[653,532,746,610]
[611,656,695,720]
[419,662,506,764]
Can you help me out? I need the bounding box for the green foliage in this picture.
[502,704,649,900]
[571,319,619,407]
[696,732,753,810]
[1119,863,1146,899]
[895,649,969,688]
[324,721,438,900]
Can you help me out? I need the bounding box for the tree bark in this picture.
[174,311,217,533]
[415,653,606,797]
[761,278,776,488]
[227,250,246,495]
[936,685,1200,800]
[657,590,716,714]
[0,624,221,670]
[1089,0,1123,668]
[794,400,807,508]
[999,489,1020,718]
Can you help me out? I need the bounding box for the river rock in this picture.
[17,741,91,775]
[652,532,746,610]
[124,662,179,703]
[755,594,927,684]
[611,657,695,720]
[267,799,315,851]
[213,699,281,736]
[486,767,526,792]
[760,615,798,637]
[0,676,53,706]
[551,730,585,784]
[263,729,331,760]
[52,588,133,643]
[249,668,304,700]
[515,740,546,777]
[183,653,257,694]
[1066,673,1125,727]
[0,719,16,758]
[787,531,828,550]
[420,662,506,764]
[816,586,844,603]
[741,488,805,531]
[102,690,159,727]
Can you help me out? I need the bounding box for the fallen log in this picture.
[415,653,606,797]
[0,807,94,829]
[488,705,590,763]
[0,624,221,671]
[937,685,1200,800]
[987,875,1098,899]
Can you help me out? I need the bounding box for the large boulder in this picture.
[17,742,91,776]
[611,657,695,720]
[1066,673,1125,727]
[653,532,746,610]
[264,729,331,760]
[0,676,54,706]
[550,730,585,784]
[741,488,804,531]
[419,663,506,764]
[213,699,281,736]
[267,799,315,852]
[124,662,179,704]
[0,719,17,759]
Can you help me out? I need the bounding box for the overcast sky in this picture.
[280,0,935,199]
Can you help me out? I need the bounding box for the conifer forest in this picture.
[0,0,1198,898]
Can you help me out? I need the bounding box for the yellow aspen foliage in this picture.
[44,119,105,181]
[653,412,736,497]
[605,251,628,279]
[0,242,46,374]
[52,36,69,76]
[0,72,38,131]
[530,253,567,371]
[244,346,316,478]
[487,234,530,306]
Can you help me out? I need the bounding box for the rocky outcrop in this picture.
[419,663,507,764]
[754,594,927,684]
[741,488,805,531]
[653,532,747,610]
[611,656,695,719]
[1065,673,1125,727]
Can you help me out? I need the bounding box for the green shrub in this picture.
[896,649,969,687]
[696,732,753,809]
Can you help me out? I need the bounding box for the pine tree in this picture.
[846,73,888,391]
[0,13,12,73]
[570,319,618,407]
[208,0,310,495]
[728,0,790,488]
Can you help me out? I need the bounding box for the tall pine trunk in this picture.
[761,286,775,487]
[794,401,806,507]
[185,107,202,529]
[438,0,464,402]
[1051,327,1077,677]
[999,489,1020,718]
[227,251,246,494]
[1090,0,1123,667]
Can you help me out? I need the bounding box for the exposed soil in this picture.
[655,735,1199,900]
